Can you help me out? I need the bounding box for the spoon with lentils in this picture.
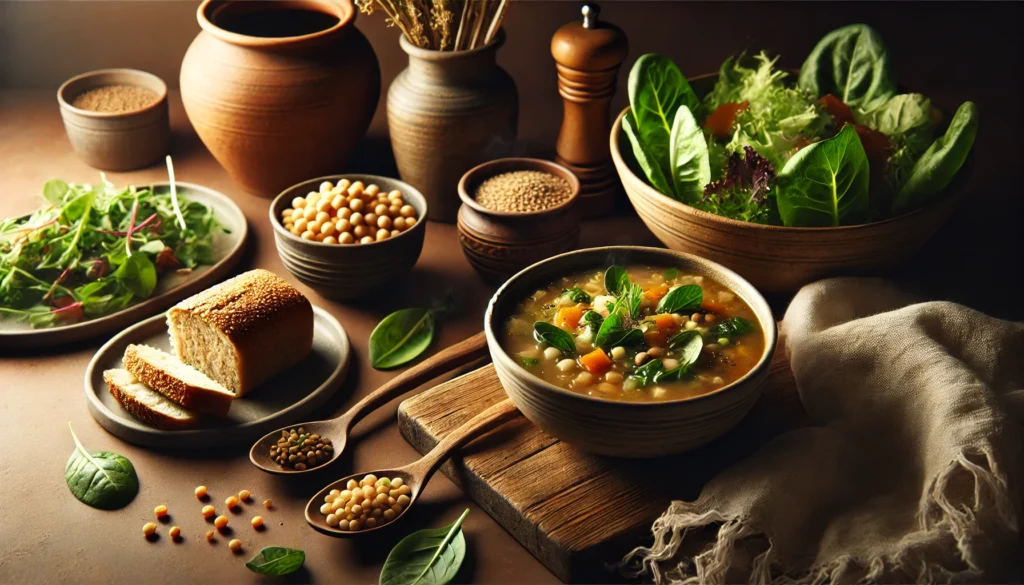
[249,332,490,475]
[269,427,333,471]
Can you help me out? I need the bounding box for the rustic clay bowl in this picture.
[57,68,169,171]
[485,246,777,458]
[457,158,581,285]
[270,174,427,299]
[609,73,970,293]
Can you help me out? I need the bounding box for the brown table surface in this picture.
[0,90,662,585]
[0,77,1020,585]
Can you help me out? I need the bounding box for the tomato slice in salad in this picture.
[703,101,749,139]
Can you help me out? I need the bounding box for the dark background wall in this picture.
[2,1,1022,315]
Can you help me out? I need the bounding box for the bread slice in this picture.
[104,368,199,430]
[122,344,234,416]
[167,269,313,397]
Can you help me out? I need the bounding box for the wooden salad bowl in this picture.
[484,246,778,458]
[609,75,969,293]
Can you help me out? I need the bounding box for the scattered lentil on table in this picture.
[194,485,207,499]
[472,170,572,213]
[319,473,412,532]
[280,180,418,245]
[270,426,333,471]
[154,505,168,519]
[71,84,157,113]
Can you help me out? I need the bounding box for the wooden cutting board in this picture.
[397,343,806,583]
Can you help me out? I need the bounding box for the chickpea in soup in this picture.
[502,265,764,402]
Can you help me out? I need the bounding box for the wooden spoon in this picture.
[305,398,518,537]
[250,331,488,475]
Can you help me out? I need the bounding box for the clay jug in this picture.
[387,32,518,222]
[181,0,380,196]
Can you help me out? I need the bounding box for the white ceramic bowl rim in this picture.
[269,173,428,249]
[484,245,779,409]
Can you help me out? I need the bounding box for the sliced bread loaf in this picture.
[168,269,313,397]
[104,368,199,430]
[123,344,234,416]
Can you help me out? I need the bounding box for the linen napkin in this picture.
[620,278,1023,584]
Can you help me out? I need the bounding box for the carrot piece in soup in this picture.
[703,101,749,139]
[654,313,677,331]
[580,348,614,375]
[818,94,855,127]
[643,284,669,302]
[555,305,584,329]
[644,329,667,347]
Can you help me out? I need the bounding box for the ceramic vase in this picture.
[387,31,518,222]
[180,0,380,196]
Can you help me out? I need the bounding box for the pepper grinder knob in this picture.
[581,3,598,29]
[550,2,629,219]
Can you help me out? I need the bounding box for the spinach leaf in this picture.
[65,422,138,510]
[630,359,664,387]
[115,253,157,299]
[370,308,436,370]
[662,268,680,280]
[562,287,591,304]
[708,316,754,339]
[594,312,643,349]
[656,284,703,315]
[623,112,674,196]
[653,365,693,384]
[668,105,712,203]
[798,23,897,111]
[520,357,539,367]
[628,54,700,191]
[892,101,978,215]
[856,93,935,154]
[603,265,630,296]
[581,310,603,334]
[776,124,871,227]
[533,322,576,355]
[668,330,704,366]
[245,547,305,576]
[380,509,469,585]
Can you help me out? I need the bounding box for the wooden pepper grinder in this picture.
[550,2,628,218]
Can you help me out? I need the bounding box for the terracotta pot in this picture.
[180,0,380,196]
[457,158,580,284]
[388,31,518,223]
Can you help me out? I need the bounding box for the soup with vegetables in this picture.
[502,265,764,402]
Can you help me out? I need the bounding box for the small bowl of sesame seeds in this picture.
[57,68,170,171]
[457,158,581,284]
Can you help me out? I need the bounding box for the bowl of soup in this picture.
[484,246,777,457]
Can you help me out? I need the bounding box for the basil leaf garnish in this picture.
[656,284,703,314]
[533,322,576,355]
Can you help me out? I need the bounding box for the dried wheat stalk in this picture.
[356,0,508,51]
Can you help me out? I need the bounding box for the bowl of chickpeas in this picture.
[270,174,427,299]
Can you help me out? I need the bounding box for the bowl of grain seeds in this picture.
[57,68,169,171]
[457,157,581,284]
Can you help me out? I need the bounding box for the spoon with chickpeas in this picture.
[306,399,518,536]
[250,332,489,475]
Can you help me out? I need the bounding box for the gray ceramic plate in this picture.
[83,306,350,448]
[0,181,247,349]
